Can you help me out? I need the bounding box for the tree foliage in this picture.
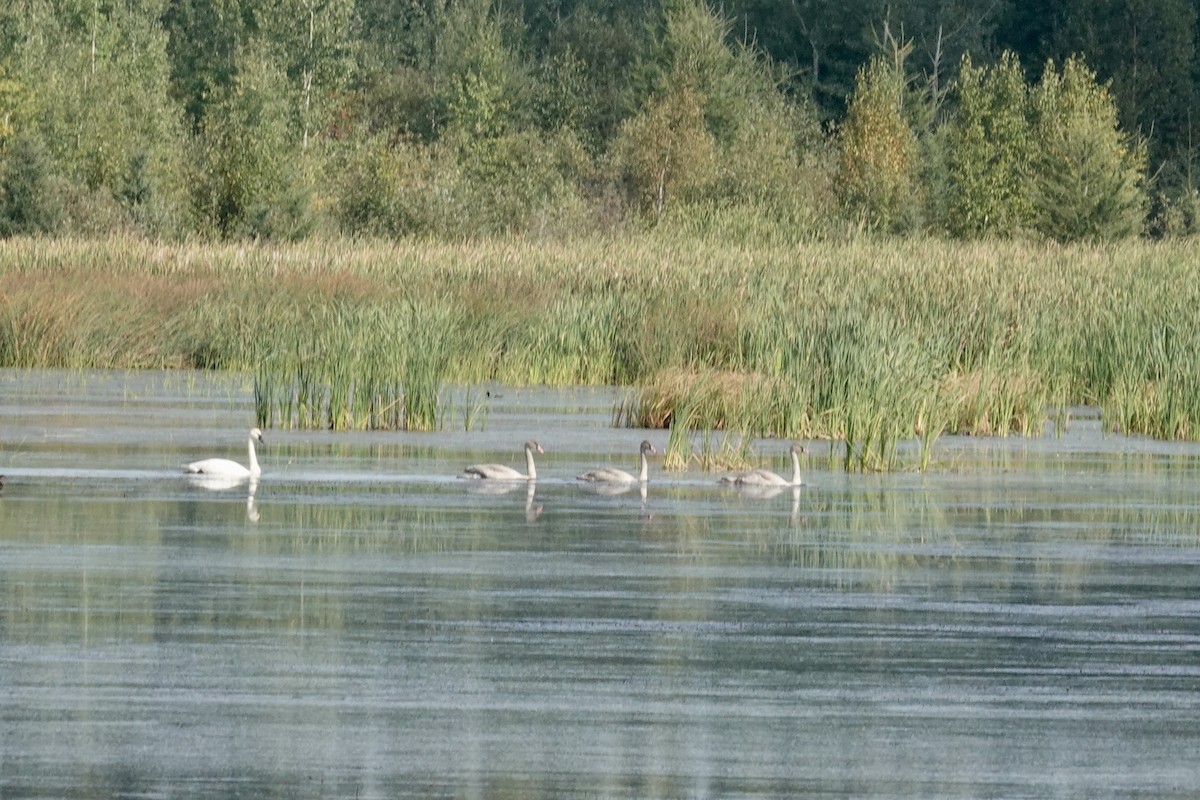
[0,0,1190,242]
[613,86,717,219]
[941,51,1032,237]
[0,66,20,144]
[1051,0,1198,167]
[193,44,312,239]
[630,0,826,222]
[7,0,189,235]
[836,52,920,231]
[0,131,59,236]
[255,0,356,150]
[1028,56,1147,242]
[502,2,653,155]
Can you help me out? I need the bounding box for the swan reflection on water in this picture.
[732,483,791,500]
[465,478,542,522]
[579,480,652,520]
[579,481,648,501]
[186,473,260,522]
[733,483,804,520]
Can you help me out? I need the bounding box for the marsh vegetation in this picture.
[3,234,1198,470]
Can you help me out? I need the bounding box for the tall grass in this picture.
[250,299,460,430]
[3,235,1199,461]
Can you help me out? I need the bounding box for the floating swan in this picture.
[578,440,656,484]
[184,428,264,479]
[462,440,542,480]
[720,443,807,487]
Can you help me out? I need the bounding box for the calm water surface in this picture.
[2,369,1199,799]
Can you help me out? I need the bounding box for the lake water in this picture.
[2,369,1199,798]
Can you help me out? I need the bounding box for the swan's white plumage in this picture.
[578,440,656,484]
[462,440,543,481]
[184,428,263,479]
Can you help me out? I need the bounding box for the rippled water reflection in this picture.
[2,370,1199,798]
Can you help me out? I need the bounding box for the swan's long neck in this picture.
[248,436,261,476]
[524,445,537,480]
[789,449,801,485]
[638,452,649,482]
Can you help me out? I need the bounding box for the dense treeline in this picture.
[0,0,1196,242]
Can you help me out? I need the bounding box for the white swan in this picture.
[578,440,657,484]
[184,428,264,479]
[462,440,542,480]
[720,443,807,487]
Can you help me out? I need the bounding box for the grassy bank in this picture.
[2,234,1197,468]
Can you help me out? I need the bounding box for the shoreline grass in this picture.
[2,234,1198,464]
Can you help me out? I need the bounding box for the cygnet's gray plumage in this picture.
[578,440,656,483]
[720,443,807,487]
[462,440,543,481]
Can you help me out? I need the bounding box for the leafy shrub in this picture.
[0,132,61,236]
[330,127,593,238]
[610,87,717,219]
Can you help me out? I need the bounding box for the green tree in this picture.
[534,5,651,152]
[348,0,469,143]
[10,0,189,235]
[0,65,20,145]
[193,44,311,239]
[0,131,60,236]
[254,0,355,150]
[724,0,1005,123]
[611,86,717,218]
[653,0,751,140]
[1149,147,1200,237]
[1051,0,1198,166]
[728,0,883,120]
[162,0,253,130]
[521,2,651,151]
[941,51,1032,237]
[1028,56,1147,241]
[432,0,530,141]
[618,0,828,224]
[836,50,921,231]
[532,44,591,135]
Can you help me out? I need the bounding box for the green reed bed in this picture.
[2,235,1198,461]
[250,299,461,431]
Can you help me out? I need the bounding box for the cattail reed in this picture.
[4,234,1199,464]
